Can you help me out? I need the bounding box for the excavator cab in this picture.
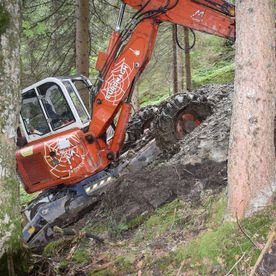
[19,76,92,144]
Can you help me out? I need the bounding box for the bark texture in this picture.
[76,0,89,77]
[176,31,183,91]
[0,3,26,276]
[184,27,192,91]
[172,24,178,94]
[172,25,184,94]
[227,0,276,218]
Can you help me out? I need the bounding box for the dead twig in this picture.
[249,224,276,276]
[236,214,260,249]
[53,226,104,243]
[183,168,194,176]
[176,259,185,276]
[225,252,246,276]
[173,166,181,180]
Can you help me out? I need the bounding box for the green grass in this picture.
[192,63,234,88]
[20,185,38,207]
[73,248,90,264]
[39,190,276,275]
[43,239,65,257]
[155,205,275,275]
[114,255,135,273]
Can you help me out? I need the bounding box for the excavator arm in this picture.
[89,0,235,158]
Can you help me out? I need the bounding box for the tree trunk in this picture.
[0,1,26,274]
[184,27,192,91]
[76,0,89,77]
[227,0,276,219]
[176,30,184,91]
[132,87,140,111]
[172,24,178,95]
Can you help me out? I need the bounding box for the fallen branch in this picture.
[176,260,185,276]
[225,252,246,276]
[53,226,104,243]
[249,224,276,276]
[236,214,260,249]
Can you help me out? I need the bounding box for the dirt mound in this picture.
[102,160,227,225]
[91,84,233,226]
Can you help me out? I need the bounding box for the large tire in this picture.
[125,105,158,150]
[154,93,212,151]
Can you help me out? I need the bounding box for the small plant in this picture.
[115,255,135,273]
[43,239,64,257]
[58,259,68,271]
[73,248,90,264]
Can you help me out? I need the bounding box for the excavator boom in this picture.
[123,0,235,40]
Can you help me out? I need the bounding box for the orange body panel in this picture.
[17,129,110,193]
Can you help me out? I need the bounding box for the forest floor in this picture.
[28,84,276,276]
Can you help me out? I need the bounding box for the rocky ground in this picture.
[28,84,276,276]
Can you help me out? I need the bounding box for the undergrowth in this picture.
[33,192,276,276]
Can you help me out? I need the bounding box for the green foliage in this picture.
[88,268,114,276]
[73,248,90,264]
[20,186,38,207]
[0,5,10,35]
[138,29,235,106]
[0,248,29,275]
[115,255,135,273]
[190,33,235,88]
[160,206,275,274]
[204,192,227,227]
[132,199,190,243]
[43,239,65,256]
[59,259,68,270]
[192,63,234,88]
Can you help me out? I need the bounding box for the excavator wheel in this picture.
[154,93,212,151]
[125,105,159,150]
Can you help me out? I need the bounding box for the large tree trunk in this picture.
[0,1,25,274]
[227,0,276,219]
[76,0,89,77]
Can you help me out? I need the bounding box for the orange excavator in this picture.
[17,0,235,248]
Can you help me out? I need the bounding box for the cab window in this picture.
[63,81,90,124]
[37,82,75,130]
[21,89,50,135]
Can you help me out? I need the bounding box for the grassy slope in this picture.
[40,192,276,275]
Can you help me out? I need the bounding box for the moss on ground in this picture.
[154,205,275,275]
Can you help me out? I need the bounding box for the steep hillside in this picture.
[28,84,276,276]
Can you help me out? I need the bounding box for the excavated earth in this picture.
[97,84,233,224]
